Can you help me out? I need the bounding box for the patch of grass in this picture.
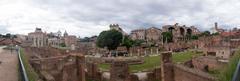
[217,50,240,81]
[99,63,110,71]
[130,55,161,72]
[99,51,202,72]
[20,48,39,81]
[172,51,202,63]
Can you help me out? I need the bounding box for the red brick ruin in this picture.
[161,52,216,81]
[25,47,86,81]
[161,52,174,81]
[110,59,129,81]
[25,47,218,81]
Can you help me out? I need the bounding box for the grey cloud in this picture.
[1,0,240,37]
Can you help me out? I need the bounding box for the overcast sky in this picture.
[0,0,240,37]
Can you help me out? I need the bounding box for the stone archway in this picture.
[180,27,185,36]
[168,27,175,33]
[187,29,192,35]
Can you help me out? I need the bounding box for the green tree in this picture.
[162,32,173,43]
[96,30,123,51]
[132,39,145,46]
[200,31,211,36]
[4,33,11,38]
[211,32,220,36]
[191,35,199,40]
[60,43,66,47]
[122,36,134,53]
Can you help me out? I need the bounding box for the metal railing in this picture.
[17,48,29,81]
[232,60,240,81]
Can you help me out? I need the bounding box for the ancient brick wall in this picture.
[145,68,161,81]
[153,68,161,80]
[86,62,99,80]
[161,52,174,81]
[192,56,225,71]
[127,74,139,81]
[61,55,86,81]
[160,51,216,81]
[24,47,67,58]
[146,72,155,81]
[174,64,215,81]
[110,60,129,81]
[62,63,79,81]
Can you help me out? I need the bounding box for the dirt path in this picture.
[0,46,18,81]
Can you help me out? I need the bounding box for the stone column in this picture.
[161,52,174,81]
[110,59,129,81]
[137,49,140,56]
[151,48,153,55]
[144,50,147,56]
[130,51,132,57]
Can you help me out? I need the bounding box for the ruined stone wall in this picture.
[110,60,129,81]
[161,52,174,81]
[144,68,162,81]
[160,52,216,81]
[192,56,225,71]
[58,55,86,81]
[174,64,215,81]
[127,74,139,81]
[86,62,100,81]
[24,47,67,58]
[203,46,233,59]
[62,63,79,81]
[29,54,85,81]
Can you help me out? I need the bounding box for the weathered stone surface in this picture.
[110,59,129,81]
[161,51,174,81]
[174,64,216,81]
[192,56,225,72]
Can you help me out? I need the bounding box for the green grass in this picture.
[130,55,161,72]
[217,50,240,81]
[99,51,202,72]
[172,51,201,63]
[20,48,39,81]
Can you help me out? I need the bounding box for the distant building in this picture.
[146,27,162,42]
[15,34,27,43]
[162,23,200,42]
[27,28,48,47]
[130,29,146,40]
[109,24,128,35]
[130,27,162,44]
[211,22,225,34]
[203,35,240,59]
[63,31,77,48]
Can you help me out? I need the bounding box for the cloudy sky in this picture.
[0,0,240,37]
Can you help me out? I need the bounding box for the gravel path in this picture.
[0,46,18,81]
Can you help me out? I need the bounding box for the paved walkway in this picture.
[0,46,18,81]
